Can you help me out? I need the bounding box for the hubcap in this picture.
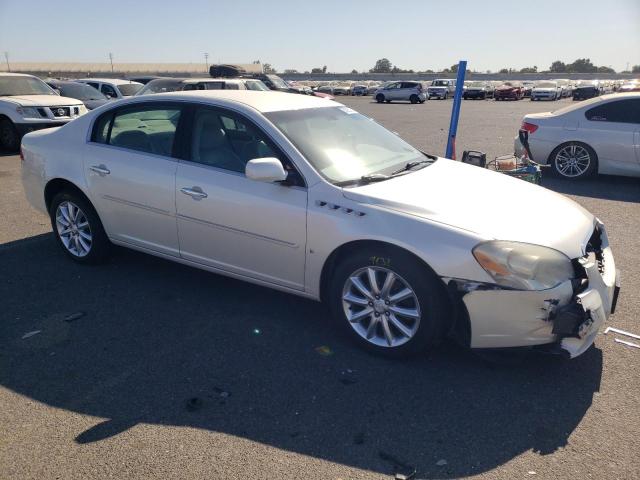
[55,201,92,257]
[555,145,590,177]
[342,266,421,348]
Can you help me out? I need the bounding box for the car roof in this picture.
[0,72,36,77]
[77,78,142,85]
[128,90,337,113]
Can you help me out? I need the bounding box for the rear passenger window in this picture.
[91,106,181,157]
[585,100,640,124]
[101,84,118,98]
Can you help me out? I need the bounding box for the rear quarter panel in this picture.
[21,115,93,214]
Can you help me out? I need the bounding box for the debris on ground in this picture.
[436,459,448,466]
[528,471,537,475]
[315,345,333,356]
[63,311,86,323]
[212,387,231,398]
[21,330,41,339]
[614,338,640,349]
[604,326,640,340]
[252,328,261,335]
[378,450,416,480]
[339,369,358,385]
[185,397,203,412]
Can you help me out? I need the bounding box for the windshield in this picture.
[57,83,106,101]
[136,79,184,95]
[266,74,289,89]
[117,83,143,96]
[432,80,449,86]
[245,80,270,91]
[536,82,557,88]
[0,76,55,96]
[266,106,428,184]
[469,82,485,87]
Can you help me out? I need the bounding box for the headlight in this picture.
[16,106,42,119]
[472,241,574,290]
[78,105,88,115]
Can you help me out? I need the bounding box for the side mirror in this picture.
[245,158,287,183]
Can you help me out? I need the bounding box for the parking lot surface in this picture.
[1,97,639,479]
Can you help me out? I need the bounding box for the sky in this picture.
[1,0,639,73]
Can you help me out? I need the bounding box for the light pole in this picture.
[3,52,10,72]
[204,52,209,72]
[109,52,114,73]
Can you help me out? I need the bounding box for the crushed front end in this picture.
[446,221,620,358]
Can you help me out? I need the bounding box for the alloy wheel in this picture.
[555,144,591,177]
[342,266,421,347]
[55,201,92,257]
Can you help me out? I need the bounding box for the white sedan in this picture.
[517,92,640,179]
[21,91,619,359]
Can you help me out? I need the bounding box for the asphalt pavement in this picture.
[1,96,639,479]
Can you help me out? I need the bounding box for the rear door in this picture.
[174,105,308,290]
[85,102,184,256]
[583,99,640,174]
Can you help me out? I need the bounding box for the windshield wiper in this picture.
[335,173,391,187]
[390,159,433,176]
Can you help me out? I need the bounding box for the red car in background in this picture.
[494,82,525,100]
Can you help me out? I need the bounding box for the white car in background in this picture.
[0,73,86,151]
[21,91,619,359]
[531,81,562,101]
[517,93,640,178]
[76,78,143,99]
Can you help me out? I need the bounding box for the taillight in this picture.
[521,121,538,134]
[20,146,24,162]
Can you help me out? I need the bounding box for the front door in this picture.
[175,106,307,290]
[84,103,183,256]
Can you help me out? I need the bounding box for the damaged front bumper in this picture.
[446,222,620,358]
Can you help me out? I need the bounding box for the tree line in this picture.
[269,58,640,75]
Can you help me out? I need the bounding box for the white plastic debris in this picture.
[614,338,640,349]
[436,459,448,466]
[21,330,41,339]
[528,471,537,475]
[604,327,640,340]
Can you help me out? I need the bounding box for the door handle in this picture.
[180,187,208,199]
[89,165,110,175]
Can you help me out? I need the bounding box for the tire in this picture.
[49,190,111,264]
[376,94,385,103]
[549,142,598,180]
[0,117,19,152]
[328,247,448,358]
[443,93,448,100]
[410,94,419,104]
[385,100,391,103]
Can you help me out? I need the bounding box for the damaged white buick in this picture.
[21,91,620,359]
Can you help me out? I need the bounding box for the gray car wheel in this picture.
[549,142,597,179]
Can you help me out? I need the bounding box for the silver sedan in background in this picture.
[516,93,640,179]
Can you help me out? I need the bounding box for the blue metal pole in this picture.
[445,60,467,159]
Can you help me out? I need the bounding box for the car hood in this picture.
[342,159,594,258]
[2,94,84,106]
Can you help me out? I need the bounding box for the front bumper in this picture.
[447,223,619,358]
[15,121,67,137]
[427,90,447,98]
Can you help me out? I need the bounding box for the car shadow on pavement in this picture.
[0,233,603,478]
[543,174,640,203]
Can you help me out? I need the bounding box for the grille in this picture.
[50,107,70,117]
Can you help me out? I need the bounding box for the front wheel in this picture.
[410,94,419,104]
[0,117,19,151]
[375,94,385,103]
[49,191,111,263]
[549,142,597,179]
[329,249,448,357]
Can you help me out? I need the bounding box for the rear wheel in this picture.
[329,248,448,358]
[549,142,597,179]
[376,94,385,103]
[49,191,111,263]
[410,94,419,104]
[0,117,19,152]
